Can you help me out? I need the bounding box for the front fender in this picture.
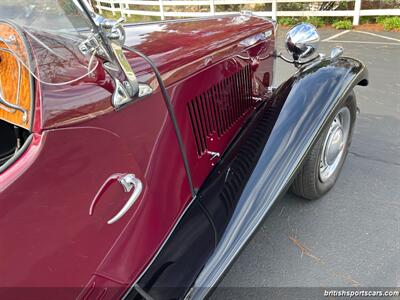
[191,56,368,298]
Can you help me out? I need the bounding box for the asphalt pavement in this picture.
[210,28,400,299]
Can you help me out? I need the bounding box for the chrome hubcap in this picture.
[319,107,351,182]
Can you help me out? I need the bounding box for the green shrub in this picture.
[278,2,308,11]
[278,17,326,28]
[381,17,400,31]
[332,20,353,30]
[376,16,387,24]
[306,17,325,28]
[278,17,300,26]
[360,16,376,24]
[320,17,336,25]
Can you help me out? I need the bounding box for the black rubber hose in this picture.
[122,45,196,197]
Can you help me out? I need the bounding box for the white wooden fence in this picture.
[94,0,400,25]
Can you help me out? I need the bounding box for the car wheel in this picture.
[291,91,357,200]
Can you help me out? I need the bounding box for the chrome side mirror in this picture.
[285,23,320,61]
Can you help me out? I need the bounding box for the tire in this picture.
[291,91,357,200]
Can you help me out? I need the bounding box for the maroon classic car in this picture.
[0,1,368,299]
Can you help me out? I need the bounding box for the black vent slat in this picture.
[189,101,202,153]
[243,66,247,107]
[205,91,214,135]
[194,98,207,152]
[224,78,232,128]
[229,75,237,121]
[196,100,207,154]
[227,77,234,128]
[198,95,209,141]
[245,67,251,108]
[231,74,236,122]
[188,102,202,155]
[243,66,249,108]
[239,69,245,112]
[211,86,222,137]
[205,90,213,135]
[239,68,245,109]
[236,72,244,116]
[208,89,217,134]
[217,82,228,133]
[236,72,243,115]
[188,65,254,156]
[198,94,207,136]
[231,74,238,120]
[205,92,213,135]
[199,94,210,136]
[218,84,227,135]
[234,74,241,120]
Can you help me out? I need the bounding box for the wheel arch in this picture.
[189,56,369,299]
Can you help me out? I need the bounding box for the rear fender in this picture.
[190,56,368,299]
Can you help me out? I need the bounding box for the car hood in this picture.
[123,15,275,87]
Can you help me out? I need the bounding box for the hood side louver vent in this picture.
[188,65,254,156]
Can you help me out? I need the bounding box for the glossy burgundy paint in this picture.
[0,15,275,299]
[39,16,274,130]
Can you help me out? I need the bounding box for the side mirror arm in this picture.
[274,50,324,68]
[76,0,142,107]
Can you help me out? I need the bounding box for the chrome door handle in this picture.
[89,173,143,225]
[108,174,143,224]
